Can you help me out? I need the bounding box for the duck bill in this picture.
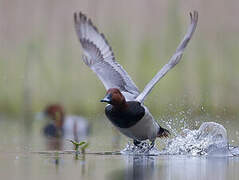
[100,93,112,103]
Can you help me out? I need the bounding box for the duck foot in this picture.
[133,140,142,147]
[149,140,155,150]
[133,140,155,153]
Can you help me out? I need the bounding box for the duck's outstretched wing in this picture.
[136,11,198,103]
[74,12,139,100]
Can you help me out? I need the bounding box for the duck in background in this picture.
[43,104,91,141]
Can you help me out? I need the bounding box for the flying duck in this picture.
[74,11,198,148]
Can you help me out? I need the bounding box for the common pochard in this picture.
[74,11,198,148]
[43,104,90,140]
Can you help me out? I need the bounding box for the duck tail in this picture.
[157,127,170,138]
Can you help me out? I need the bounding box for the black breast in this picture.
[105,101,145,128]
[44,124,63,138]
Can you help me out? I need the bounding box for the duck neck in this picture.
[113,100,128,111]
[55,114,64,129]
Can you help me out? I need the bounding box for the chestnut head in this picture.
[101,88,126,107]
[44,104,65,128]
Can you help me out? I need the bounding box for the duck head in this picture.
[101,88,127,108]
[44,104,65,129]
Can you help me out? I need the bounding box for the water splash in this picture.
[121,122,239,156]
[121,142,160,156]
[163,122,230,156]
[229,146,239,156]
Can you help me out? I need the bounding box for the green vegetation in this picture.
[0,1,239,119]
[68,139,89,160]
[68,139,89,153]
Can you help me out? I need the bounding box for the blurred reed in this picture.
[0,0,239,118]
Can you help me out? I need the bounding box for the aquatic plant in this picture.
[67,139,89,154]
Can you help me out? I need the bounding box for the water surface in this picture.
[0,116,239,180]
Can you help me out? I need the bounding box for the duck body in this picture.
[44,115,90,138]
[105,102,159,142]
[44,123,63,137]
[105,101,144,128]
[43,104,90,139]
[101,88,168,147]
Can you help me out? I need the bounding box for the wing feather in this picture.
[136,11,198,103]
[74,12,139,100]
